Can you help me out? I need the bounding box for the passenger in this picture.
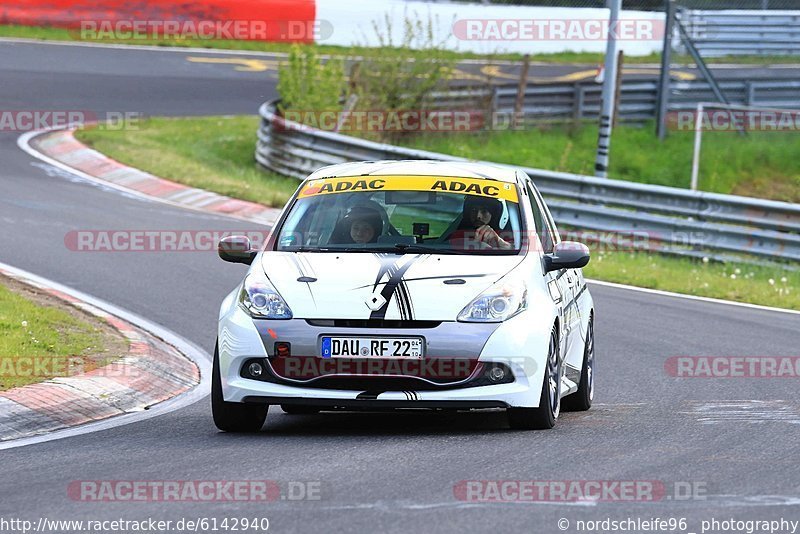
[331,206,384,244]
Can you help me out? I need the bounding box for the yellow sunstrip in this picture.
[298,175,519,203]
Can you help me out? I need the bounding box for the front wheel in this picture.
[212,344,268,432]
[508,326,561,430]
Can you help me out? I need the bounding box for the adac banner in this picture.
[298,175,519,203]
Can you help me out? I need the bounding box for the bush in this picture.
[349,13,458,141]
[277,45,346,114]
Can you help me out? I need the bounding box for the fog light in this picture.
[275,342,291,358]
[488,366,506,383]
[248,362,264,377]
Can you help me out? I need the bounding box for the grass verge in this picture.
[0,275,127,391]
[2,24,799,65]
[397,123,800,202]
[75,116,300,207]
[73,114,798,310]
[585,252,798,310]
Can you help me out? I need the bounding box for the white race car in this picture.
[213,160,594,431]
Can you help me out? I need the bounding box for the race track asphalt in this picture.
[0,40,798,534]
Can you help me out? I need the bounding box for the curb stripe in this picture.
[0,265,202,443]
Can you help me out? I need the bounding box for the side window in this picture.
[526,183,554,254]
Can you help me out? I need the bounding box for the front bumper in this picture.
[218,303,549,408]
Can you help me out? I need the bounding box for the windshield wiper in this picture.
[392,243,467,255]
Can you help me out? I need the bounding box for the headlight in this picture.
[457,277,527,322]
[238,270,293,319]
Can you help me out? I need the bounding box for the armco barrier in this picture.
[1,0,316,43]
[430,78,800,124]
[257,100,800,264]
[677,9,800,57]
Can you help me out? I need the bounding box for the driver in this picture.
[452,196,512,250]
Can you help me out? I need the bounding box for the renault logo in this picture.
[365,293,387,311]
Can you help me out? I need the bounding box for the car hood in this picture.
[261,252,525,321]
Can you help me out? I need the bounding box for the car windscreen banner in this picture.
[297,175,519,203]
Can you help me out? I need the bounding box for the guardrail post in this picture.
[572,84,586,128]
[613,50,624,127]
[745,82,755,107]
[656,0,676,140]
[594,0,622,178]
[690,102,704,191]
[514,54,530,129]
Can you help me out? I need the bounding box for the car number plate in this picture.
[321,337,423,359]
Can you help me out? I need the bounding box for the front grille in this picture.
[305,319,441,329]
[240,358,514,391]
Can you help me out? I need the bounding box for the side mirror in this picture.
[544,241,590,272]
[218,236,257,265]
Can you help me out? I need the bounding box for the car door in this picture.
[531,183,585,372]
[524,181,571,360]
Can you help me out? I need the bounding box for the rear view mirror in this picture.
[544,241,590,272]
[218,236,257,265]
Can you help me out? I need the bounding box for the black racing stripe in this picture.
[384,263,409,321]
[369,254,421,321]
[397,281,414,320]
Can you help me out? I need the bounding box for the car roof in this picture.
[305,160,520,184]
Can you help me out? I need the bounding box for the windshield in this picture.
[276,175,524,255]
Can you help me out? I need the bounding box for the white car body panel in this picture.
[263,252,524,321]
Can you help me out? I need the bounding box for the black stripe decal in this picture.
[369,254,422,320]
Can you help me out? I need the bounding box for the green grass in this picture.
[0,280,110,390]
[397,123,800,202]
[585,251,799,310]
[73,114,797,310]
[75,116,300,207]
[2,23,798,65]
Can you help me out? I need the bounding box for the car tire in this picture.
[563,315,594,412]
[508,326,560,430]
[281,404,321,415]
[212,344,268,432]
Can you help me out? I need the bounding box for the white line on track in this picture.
[587,279,800,316]
[0,261,212,451]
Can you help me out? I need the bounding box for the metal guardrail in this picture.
[257,100,800,263]
[428,78,800,123]
[677,9,800,56]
